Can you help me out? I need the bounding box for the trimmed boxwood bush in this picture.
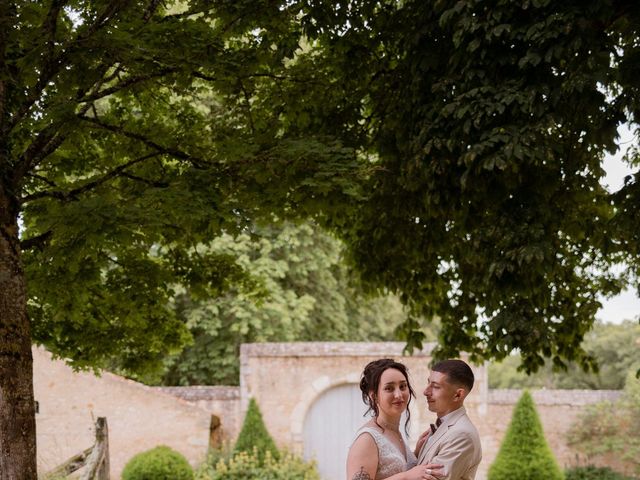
[122,445,193,480]
[234,398,280,462]
[564,466,635,480]
[488,390,564,480]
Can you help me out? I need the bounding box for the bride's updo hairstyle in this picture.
[359,358,415,434]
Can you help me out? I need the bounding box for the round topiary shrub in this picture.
[122,445,193,480]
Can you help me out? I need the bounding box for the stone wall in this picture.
[157,386,241,440]
[488,388,621,406]
[34,342,625,480]
[33,347,212,479]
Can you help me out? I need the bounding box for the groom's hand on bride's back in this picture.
[414,429,431,456]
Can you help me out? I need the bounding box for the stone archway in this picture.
[301,382,365,480]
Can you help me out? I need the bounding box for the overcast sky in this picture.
[598,123,639,324]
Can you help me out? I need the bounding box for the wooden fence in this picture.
[43,417,110,480]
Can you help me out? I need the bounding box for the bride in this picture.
[347,359,444,480]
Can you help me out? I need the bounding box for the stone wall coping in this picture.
[240,341,437,357]
[489,388,622,406]
[34,347,212,414]
[157,386,240,401]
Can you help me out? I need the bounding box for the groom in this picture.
[416,359,482,480]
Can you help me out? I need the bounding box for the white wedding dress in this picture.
[352,427,418,479]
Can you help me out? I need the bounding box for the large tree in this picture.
[240,0,640,371]
[155,221,425,386]
[0,1,360,477]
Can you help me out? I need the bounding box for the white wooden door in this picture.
[303,383,367,480]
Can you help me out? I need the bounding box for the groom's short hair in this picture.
[432,359,474,391]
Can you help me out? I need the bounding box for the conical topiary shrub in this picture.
[234,397,280,462]
[488,390,564,480]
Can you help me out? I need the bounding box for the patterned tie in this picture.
[430,417,442,434]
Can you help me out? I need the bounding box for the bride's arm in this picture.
[346,433,379,480]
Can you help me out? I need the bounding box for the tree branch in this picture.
[102,64,125,84]
[14,124,64,181]
[143,0,163,23]
[160,6,216,22]
[160,6,243,38]
[0,75,5,140]
[44,0,67,67]
[239,79,256,135]
[0,1,12,137]
[14,60,169,185]
[77,114,210,168]
[79,67,180,103]
[20,152,161,204]
[20,230,53,252]
[191,71,328,87]
[8,0,129,134]
[25,171,59,189]
[15,65,179,185]
[84,0,130,37]
[13,88,101,186]
[239,72,326,86]
[120,171,169,188]
[192,71,218,82]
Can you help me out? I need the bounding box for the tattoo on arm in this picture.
[352,467,372,480]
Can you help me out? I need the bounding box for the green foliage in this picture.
[196,448,319,480]
[122,446,193,480]
[567,370,640,477]
[233,0,640,374]
[5,0,640,384]
[488,391,563,480]
[153,221,436,386]
[10,0,365,378]
[564,466,635,480]
[235,399,280,463]
[489,321,640,389]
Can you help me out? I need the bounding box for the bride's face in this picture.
[376,368,410,418]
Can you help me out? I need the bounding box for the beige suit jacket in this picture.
[417,407,482,480]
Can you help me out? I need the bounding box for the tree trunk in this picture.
[0,183,37,478]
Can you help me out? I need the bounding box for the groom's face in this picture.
[423,371,463,417]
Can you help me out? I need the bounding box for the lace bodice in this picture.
[353,426,418,480]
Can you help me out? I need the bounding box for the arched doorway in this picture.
[303,383,366,480]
